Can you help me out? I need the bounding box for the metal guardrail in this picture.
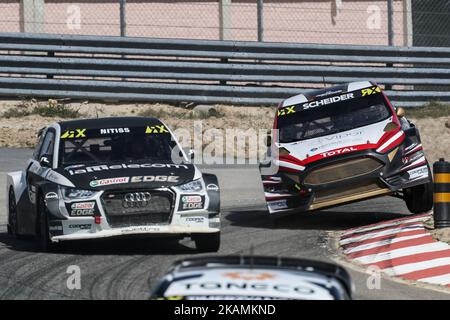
[1,32,450,106]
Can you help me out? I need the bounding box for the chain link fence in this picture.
[0,1,449,46]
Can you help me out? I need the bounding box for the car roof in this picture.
[56,116,163,131]
[280,80,378,108]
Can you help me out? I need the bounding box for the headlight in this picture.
[61,186,98,200]
[176,179,203,192]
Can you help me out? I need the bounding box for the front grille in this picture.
[101,190,173,228]
[304,157,383,186]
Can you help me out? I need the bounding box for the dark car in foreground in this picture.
[7,117,221,252]
[150,255,353,300]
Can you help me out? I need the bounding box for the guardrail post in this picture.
[120,0,127,37]
[257,0,264,42]
[219,0,232,40]
[20,0,45,33]
[387,0,394,46]
[433,158,450,228]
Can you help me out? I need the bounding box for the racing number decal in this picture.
[278,106,296,116]
[61,129,86,139]
[145,125,168,134]
[361,86,381,96]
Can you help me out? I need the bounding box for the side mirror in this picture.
[39,155,52,168]
[396,107,406,118]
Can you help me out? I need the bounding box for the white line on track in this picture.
[342,216,429,237]
[339,224,424,245]
[343,233,430,254]
[354,242,450,265]
[381,257,450,276]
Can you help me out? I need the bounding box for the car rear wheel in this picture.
[37,194,59,252]
[403,165,433,214]
[8,188,18,236]
[193,232,220,252]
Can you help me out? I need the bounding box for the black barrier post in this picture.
[433,158,450,228]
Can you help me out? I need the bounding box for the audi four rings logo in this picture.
[122,192,151,208]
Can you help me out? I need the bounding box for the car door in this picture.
[24,128,56,234]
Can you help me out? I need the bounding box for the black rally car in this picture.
[7,117,221,252]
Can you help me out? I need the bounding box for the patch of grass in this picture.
[406,101,450,118]
[2,107,31,118]
[1,99,83,119]
[137,106,225,119]
[137,107,172,118]
[33,102,82,118]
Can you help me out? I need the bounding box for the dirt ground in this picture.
[424,216,450,245]
[0,99,448,164]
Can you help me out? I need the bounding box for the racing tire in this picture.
[403,165,433,214]
[8,188,18,236]
[37,194,59,253]
[193,232,220,252]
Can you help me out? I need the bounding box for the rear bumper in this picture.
[262,144,430,216]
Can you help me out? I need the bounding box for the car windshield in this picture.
[278,92,391,143]
[58,125,177,166]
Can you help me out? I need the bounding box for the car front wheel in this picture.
[37,194,59,252]
[8,188,18,236]
[403,165,433,214]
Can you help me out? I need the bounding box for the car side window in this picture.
[33,131,46,160]
[38,131,55,159]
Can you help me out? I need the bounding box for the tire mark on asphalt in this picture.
[0,255,81,299]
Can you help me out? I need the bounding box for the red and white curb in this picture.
[339,213,450,287]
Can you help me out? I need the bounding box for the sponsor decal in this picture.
[71,202,95,210]
[70,202,96,216]
[302,93,354,110]
[277,106,296,116]
[90,177,129,187]
[67,163,188,175]
[45,192,58,199]
[70,209,95,216]
[182,202,204,210]
[185,217,205,223]
[145,125,169,134]
[131,175,179,183]
[361,86,381,96]
[100,128,130,134]
[206,184,219,192]
[179,195,205,211]
[224,272,276,281]
[49,225,63,231]
[68,223,91,230]
[61,128,86,139]
[182,195,202,203]
[268,199,288,210]
[320,146,357,158]
[408,165,428,180]
[178,282,316,296]
[121,226,161,234]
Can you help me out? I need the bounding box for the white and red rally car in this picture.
[260,81,433,216]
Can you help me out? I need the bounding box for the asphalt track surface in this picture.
[0,148,449,300]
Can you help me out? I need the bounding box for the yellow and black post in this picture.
[433,158,450,228]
